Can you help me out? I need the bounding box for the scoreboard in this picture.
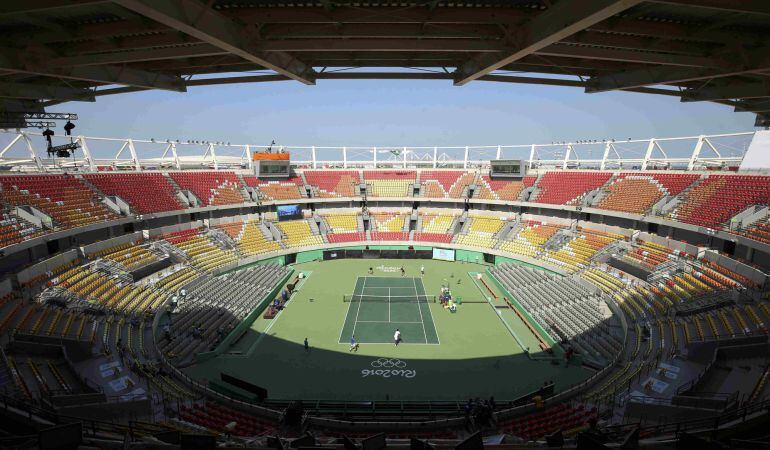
[252,151,290,177]
[490,159,526,178]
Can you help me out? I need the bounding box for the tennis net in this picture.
[343,294,436,303]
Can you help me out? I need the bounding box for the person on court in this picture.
[394,328,402,346]
[350,335,359,352]
[304,337,309,352]
[400,266,405,277]
[420,265,425,276]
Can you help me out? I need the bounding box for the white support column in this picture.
[496,145,502,160]
[0,133,23,158]
[600,142,611,170]
[463,146,469,168]
[562,144,572,169]
[372,147,377,168]
[21,133,42,170]
[433,147,438,168]
[246,145,253,170]
[126,139,141,171]
[641,138,656,171]
[170,143,180,170]
[311,146,317,169]
[78,136,97,171]
[688,135,705,170]
[403,147,407,168]
[528,144,536,169]
[209,143,218,170]
[343,147,347,168]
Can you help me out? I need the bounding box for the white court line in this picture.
[413,277,429,344]
[335,342,440,346]
[350,276,367,339]
[387,287,391,322]
[337,276,361,344]
[356,320,424,324]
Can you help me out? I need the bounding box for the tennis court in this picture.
[339,276,439,345]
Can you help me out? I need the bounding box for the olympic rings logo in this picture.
[370,358,407,369]
[362,359,415,378]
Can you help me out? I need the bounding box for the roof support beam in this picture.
[111,0,317,85]
[535,43,717,68]
[0,81,95,101]
[585,47,770,93]
[0,49,186,91]
[452,0,644,86]
[681,81,770,102]
[647,0,770,16]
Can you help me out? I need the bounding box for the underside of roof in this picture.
[1,1,770,125]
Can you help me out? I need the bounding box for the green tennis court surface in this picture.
[339,277,439,345]
[184,259,592,402]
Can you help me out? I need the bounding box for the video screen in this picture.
[277,204,302,221]
[432,248,455,261]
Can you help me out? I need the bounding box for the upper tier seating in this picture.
[479,175,537,201]
[534,172,612,205]
[276,220,323,248]
[671,175,770,229]
[419,171,466,198]
[168,172,245,206]
[644,173,700,196]
[0,174,118,229]
[84,173,183,214]
[597,176,666,214]
[303,171,360,197]
[243,175,304,200]
[597,173,700,215]
[364,171,415,197]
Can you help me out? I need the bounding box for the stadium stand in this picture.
[238,221,282,256]
[671,175,770,229]
[419,171,466,198]
[364,171,415,197]
[276,219,323,248]
[0,174,118,229]
[533,171,613,205]
[161,265,289,362]
[84,172,184,214]
[303,170,360,197]
[480,175,537,201]
[243,175,304,200]
[168,171,245,206]
[0,212,44,248]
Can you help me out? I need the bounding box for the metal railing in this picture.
[0,130,754,172]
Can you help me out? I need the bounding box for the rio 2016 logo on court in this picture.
[375,265,399,273]
[362,358,416,378]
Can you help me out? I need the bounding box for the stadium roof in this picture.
[2,1,770,125]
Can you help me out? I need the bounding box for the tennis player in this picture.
[350,335,359,352]
[394,328,401,346]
